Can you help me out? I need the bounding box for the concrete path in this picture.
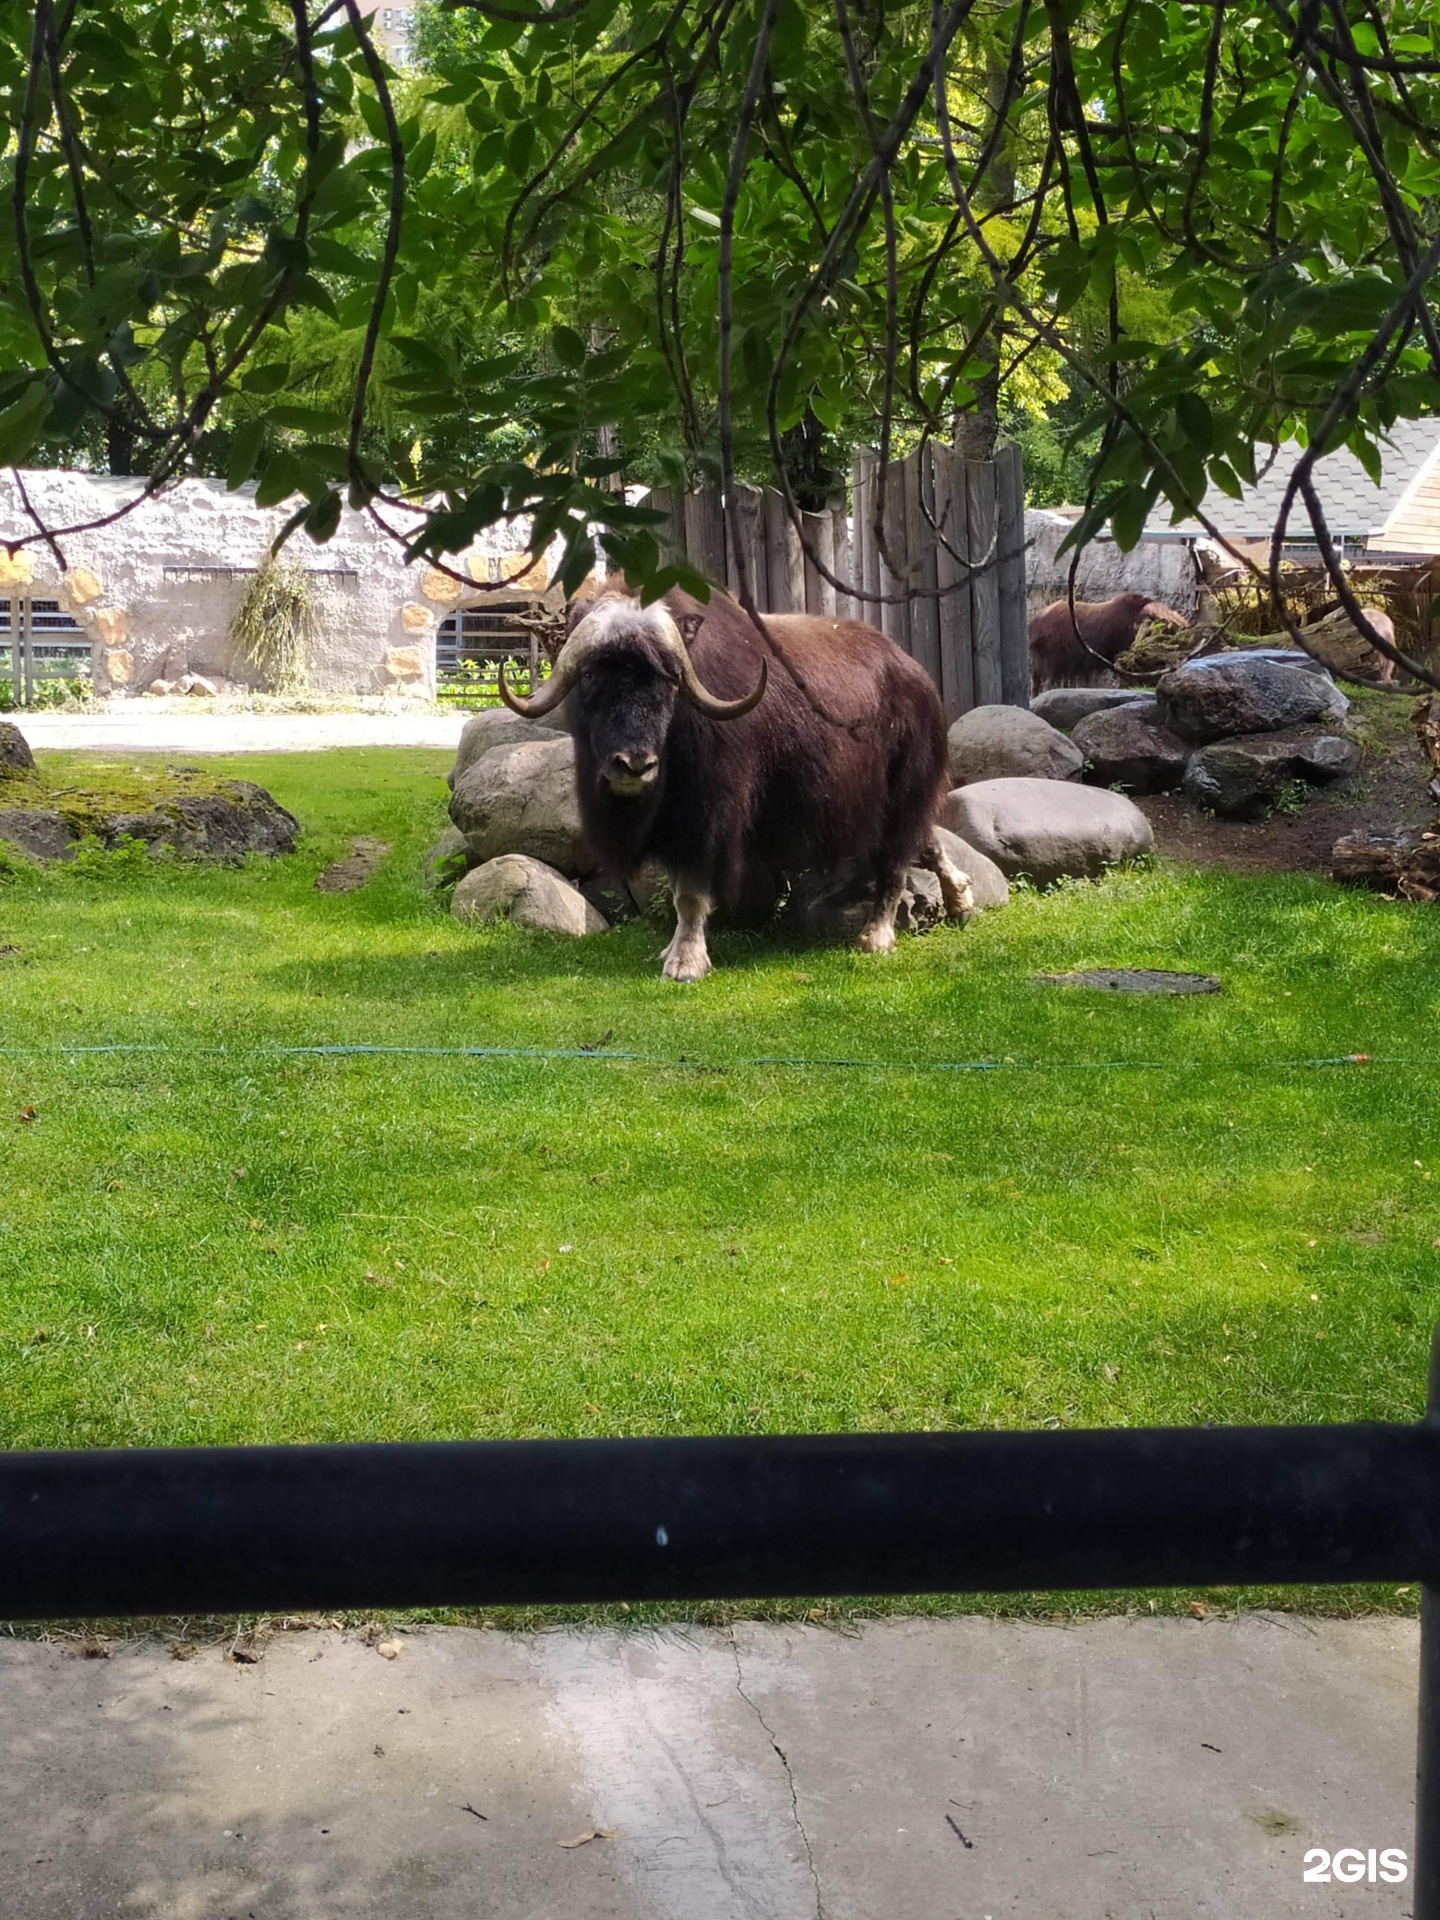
[0,1615,1418,1918]
[16,709,467,754]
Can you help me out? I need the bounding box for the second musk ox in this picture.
[1029,591,1188,693]
[499,583,973,980]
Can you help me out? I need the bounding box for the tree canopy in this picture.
[1,0,1438,639]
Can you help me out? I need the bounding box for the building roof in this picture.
[1149,416,1440,551]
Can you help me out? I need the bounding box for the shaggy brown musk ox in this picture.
[499,582,973,980]
[1029,591,1188,693]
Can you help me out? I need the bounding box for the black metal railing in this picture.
[5,1331,1440,1910]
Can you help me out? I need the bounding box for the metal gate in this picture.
[436,603,542,703]
[1,594,88,705]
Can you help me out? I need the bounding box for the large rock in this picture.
[1182,729,1361,820]
[1184,646,1334,680]
[1071,699,1190,794]
[450,854,607,936]
[448,735,595,878]
[0,723,35,778]
[448,710,565,790]
[1030,687,1149,733]
[423,826,473,890]
[99,784,300,861]
[0,808,73,862]
[788,865,949,941]
[942,777,1153,884]
[1156,656,1348,744]
[933,824,1009,911]
[947,705,1083,786]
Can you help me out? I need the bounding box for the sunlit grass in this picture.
[1,746,1437,1617]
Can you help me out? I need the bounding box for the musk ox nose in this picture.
[604,750,660,791]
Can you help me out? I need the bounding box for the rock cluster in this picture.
[1035,652,1360,820]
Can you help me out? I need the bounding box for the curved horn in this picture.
[497,623,589,717]
[655,609,768,721]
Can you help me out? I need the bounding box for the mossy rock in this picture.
[0,761,300,864]
[0,723,36,779]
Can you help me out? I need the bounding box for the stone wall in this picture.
[0,470,561,698]
[1024,510,1203,621]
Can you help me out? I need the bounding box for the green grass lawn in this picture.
[2,746,1438,1618]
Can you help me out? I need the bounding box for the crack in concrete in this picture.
[729,1630,827,1920]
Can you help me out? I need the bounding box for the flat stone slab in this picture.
[1036,967,1223,994]
[0,1617,1416,1918]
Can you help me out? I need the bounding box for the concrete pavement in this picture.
[0,1615,1418,1918]
[16,708,467,754]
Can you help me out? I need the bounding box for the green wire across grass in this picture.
[1,746,1438,1619]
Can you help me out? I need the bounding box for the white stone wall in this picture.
[1024,510,1202,620]
[0,470,559,698]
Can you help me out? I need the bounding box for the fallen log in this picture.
[1115,608,1397,684]
[1331,825,1440,901]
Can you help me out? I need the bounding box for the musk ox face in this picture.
[574,643,677,798]
[497,591,768,789]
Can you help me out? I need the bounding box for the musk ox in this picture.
[1029,592,1189,694]
[499,583,973,981]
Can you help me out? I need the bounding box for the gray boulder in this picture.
[423,826,473,890]
[1071,699,1189,794]
[942,777,1153,884]
[933,824,1009,911]
[789,864,949,941]
[451,854,608,935]
[448,735,596,878]
[1183,646,1334,680]
[1030,687,1149,732]
[0,723,35,779]
[948,704,1083,786]
[0,808,74,862]
[1157,656,1348,744]
[1183,729,1361,820]
[448,709,565,790]
[98,785,300,862]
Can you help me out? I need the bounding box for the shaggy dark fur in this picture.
[568,584,951,922]
[1029,592,1188,694]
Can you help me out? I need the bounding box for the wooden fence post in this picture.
[876,456,911,651]
[932,445,975,722]
[684,485,726,589]
[994,440,1029,704]
[762,489,805,612]
[648,487,688,567]
[965,457,1003,705]
[802,510,838,617]
[907,448,942,691]
[831,505,854,621]
[726,482,769,609]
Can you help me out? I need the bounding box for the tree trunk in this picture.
[954,44,1014,463]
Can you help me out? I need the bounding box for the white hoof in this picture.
[662,947,712,982]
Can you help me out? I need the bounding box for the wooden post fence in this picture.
[642,443,1028,718]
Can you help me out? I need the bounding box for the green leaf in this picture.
[227,416,266,490]
[552,324,587,368]
[0,383,50,466]
[254,452,307,508]
[241,362,292,396]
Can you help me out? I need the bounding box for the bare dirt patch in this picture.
[1137,691,1434,875]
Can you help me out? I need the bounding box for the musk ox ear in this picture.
[677,611,705,647]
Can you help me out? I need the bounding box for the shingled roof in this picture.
[1150,416,1440,551]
